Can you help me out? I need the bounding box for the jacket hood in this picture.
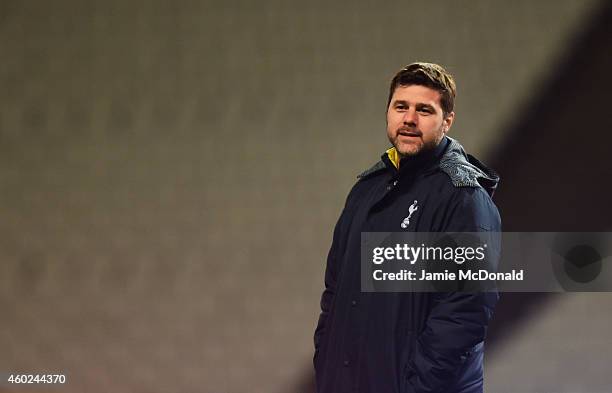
[439,136,500,197]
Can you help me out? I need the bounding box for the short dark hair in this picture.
[387,62,456,117]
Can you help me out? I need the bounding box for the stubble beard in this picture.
[389,128,444,158]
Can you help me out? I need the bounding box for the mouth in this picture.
[398,130,422,138]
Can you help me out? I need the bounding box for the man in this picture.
[313,62,501,393]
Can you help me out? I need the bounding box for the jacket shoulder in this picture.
[341,160,388,210]
[357,160,386,180]
[444,185,502,231]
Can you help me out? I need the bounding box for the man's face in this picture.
[386,84,454,157]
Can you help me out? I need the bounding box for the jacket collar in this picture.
[357,136,500,196]
[358,136,449,179]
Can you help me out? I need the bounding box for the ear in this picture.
[442,111,455,134]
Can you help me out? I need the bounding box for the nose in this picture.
[402,108,418,127]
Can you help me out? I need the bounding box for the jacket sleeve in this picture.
[405,187,501,393]
[313,187,354,371]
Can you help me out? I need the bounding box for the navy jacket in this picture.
[314,137,501,393]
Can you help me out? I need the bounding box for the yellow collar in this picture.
[386,147,401,169]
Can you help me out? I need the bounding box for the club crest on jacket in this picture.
[401,200,419,229]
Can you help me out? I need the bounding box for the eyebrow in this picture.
[393,100,437,112]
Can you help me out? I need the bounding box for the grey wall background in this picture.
[0,1,608,392]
